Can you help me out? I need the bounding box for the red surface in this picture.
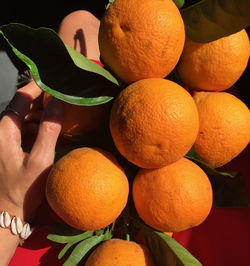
[9,59,250,265]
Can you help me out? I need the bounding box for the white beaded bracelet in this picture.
[0,211,32,240]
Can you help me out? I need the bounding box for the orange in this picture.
[164,232,173,237]
[85,238,155,266]
[177,29,250,92]
[193,91,250,168]
[98,0,185,83]
[132,157,213,232]
[45,147,129,231]
[109,78,199,169]
[43,92,110,136]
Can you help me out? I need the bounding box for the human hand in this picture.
[0,81,63,222]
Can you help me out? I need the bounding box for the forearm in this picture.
[0,201,28,265]
[0,228,19,266]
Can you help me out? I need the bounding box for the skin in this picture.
[58,10,100,61]
[0,81,63,265]
[0,10,100,265]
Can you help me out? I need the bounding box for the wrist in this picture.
[0,198,24,221]
[0,226,20,265]
[0,211,32,241]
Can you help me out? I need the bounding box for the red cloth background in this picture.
[9,60,250,265]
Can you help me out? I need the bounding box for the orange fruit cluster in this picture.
[103,0,213,235]
[45,0,249,263]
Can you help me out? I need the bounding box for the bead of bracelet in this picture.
[0,211,32,240]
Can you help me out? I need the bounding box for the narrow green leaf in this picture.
[181,0,250,42]
[173,0,185,9]
[106,0,116,9]
[141,225,202,266]
[130,218,201,266]
[103,228,113,241]
[185,146,201,161]
[0,23,120,106]
[62,235,105,266]
[95,229,104,236]
[58,241,80,260]
[47,230,94,244]
[185,147,250,208]
[47,223,94,244]
[65,45,119,85]
[185,147,237,178]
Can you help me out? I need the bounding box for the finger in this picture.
[27,98,63,170]
[0,93,33,153]
[17,80,42,99]
[7,81,42,119]
[0,81,43,142]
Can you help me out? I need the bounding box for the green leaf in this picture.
[130,218,201,266]
[103,228,113,241]
[57,229,112,260]
[185,146,201,161]
[94,229,105,236]
[62,235,105,266]
[185,147,237,178]
[0,23,120,106]
[181,0,250,42]
[58,241,80,260]
[47,223,94,244]
[106,0,116,9]
[185,147,250,208]
[173,0,185,9]
[47,230,94,244]
[141,225,202,266]
[65,45,119,85]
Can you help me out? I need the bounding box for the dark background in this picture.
[0,1,200,29]
[0,1,108,30]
